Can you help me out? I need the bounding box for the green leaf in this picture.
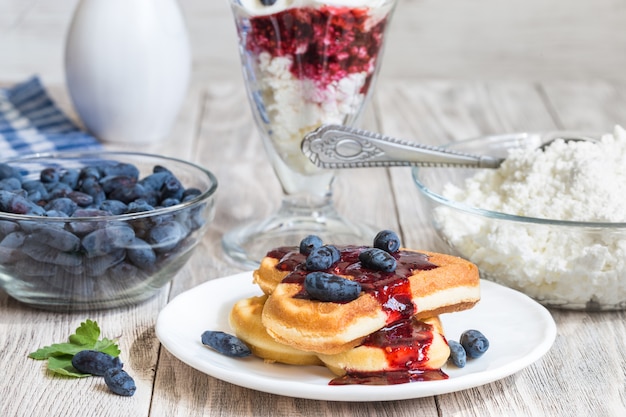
[28,319,121,379]
[28,342,83,360]
[47,355,90,378]
[68,319,100,346]
[94,338,121,357]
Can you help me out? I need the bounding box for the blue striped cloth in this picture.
[0,76,102,158]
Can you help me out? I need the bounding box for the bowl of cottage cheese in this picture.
[412,126,626,311]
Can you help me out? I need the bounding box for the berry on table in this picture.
[104,367,136,396]
[71,350,123,376]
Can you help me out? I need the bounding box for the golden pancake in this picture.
[229,294,323,366]
[260,247,479,354]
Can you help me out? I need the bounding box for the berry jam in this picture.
[269,246,438,324]
[245,7,389,93]
[330,318,449,385]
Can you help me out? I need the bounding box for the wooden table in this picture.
[1,78,625,417]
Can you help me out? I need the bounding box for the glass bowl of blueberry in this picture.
[0,151,218,311]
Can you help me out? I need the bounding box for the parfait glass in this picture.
[224,0,398,268]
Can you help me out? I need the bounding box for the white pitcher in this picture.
[64,0,191,144]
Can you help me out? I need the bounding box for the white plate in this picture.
[156,272,557,402]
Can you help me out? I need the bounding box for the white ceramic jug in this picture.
[65,0,191,144]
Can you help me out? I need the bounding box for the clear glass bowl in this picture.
[412,132,626,311]
[0,151,217,311]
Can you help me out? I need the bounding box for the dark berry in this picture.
[299,235,323,255]
[104,367,136,396]
[305,245,337,271]
[71,350,123,376]
[40,167,60,183]
[460,329,489,358]
[448,340,467,368]
[373,230,401,253]
[127,237,157,270]
[358,247,397,272]
[100,200,128,215]
[201,330,251,357]
[44,197,77,216]
[305,271,361,302]
[260,0,277,5]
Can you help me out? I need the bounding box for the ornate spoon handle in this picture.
[301,125,504,169]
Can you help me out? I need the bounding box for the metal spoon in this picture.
[301,124,594,169]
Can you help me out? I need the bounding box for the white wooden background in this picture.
[1,0,626,85]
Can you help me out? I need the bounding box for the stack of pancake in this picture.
[229,243,480,385]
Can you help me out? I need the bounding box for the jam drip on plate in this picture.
[270,246,438,323]
[330,318,449,386]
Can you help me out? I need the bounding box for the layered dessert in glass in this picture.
[231,0,396,193]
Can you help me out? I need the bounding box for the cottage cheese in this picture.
[437,126,626,309]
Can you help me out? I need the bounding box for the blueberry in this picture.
[85,249,125,276]
[139,171,171,192]
[79,177,106,205]
[44,197,77,216]
[68,191,94,207]
[71,350,123,376]
[0,191,46,215]
[104,367,136,396]
[305,245,337,271]
[160,175,184,201]
[0,163,22,181]
[373,230,401,253]
[299,235,323,255]
[448,340,467,368]
[40,167,60,183]
[81,225,135,257]
[260,0,277,5]
[99,200,128,215]
[358,247,397,272]
[160,198,180,207]
[327,245,341,263]
[182,188,202,200]
[100,175,136,194]
[201,330,251,357]
[0,177,21,191]
[146,221,186,252]
[47,182,73,199]
[126,199,155,213]
[60,168,79,188]
[126,237,157,270]
[108,182,148,204]
[460,329,489,358]
[34,226,81,251]
[102,162,139,179]
[304,271,361,302]
[78,166,101,182]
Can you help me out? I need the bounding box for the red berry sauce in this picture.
[245,6,390,93]
[270,245,438,324]
[330,317,448,385]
